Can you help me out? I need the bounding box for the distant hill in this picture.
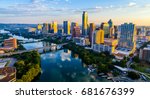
[0,23,36,30]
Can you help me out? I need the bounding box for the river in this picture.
[11,34,109,82]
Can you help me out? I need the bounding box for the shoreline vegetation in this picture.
[64,42,115,74]
[13,51,41,82]
[64,43,144,80]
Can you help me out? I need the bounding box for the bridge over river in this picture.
[0,43,68,57]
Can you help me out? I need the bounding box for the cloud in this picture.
[0,0,67,17]
[95,6,102,9]
[128,2,137,7]
[144,4,150,8]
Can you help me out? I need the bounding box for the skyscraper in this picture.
[52,21,58,33]
[72,26,81,37]
[89,23,96,43]
[119,23,137,52]
[63,21,71,35]
[101,22,109,38]
[37,24,42,30]
[82,11,88,36]
[58,28,63,36]
[108,19,114,38]
[42,23,49,34]
[95,29,104,44]
[71,22,78,34]
[48,23,52,33]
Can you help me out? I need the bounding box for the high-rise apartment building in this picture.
[48,23,52,33]
[42,23,49,34]
[82,11,88,36]
[108,19,114,38]
[58,28,63,36]
[72,26,81,37]
[89,23,96,43]
[95,29,104,44]
[63,21,71,35]
[52,21,58,33]
[71,22,78,34]
[119,23,137,52]
[101,23,110,38]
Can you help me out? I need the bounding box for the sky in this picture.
[0,0,150,26]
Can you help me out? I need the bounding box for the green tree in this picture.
[133,56,140,63]
[127,71,140,80]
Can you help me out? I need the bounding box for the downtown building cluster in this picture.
[29,11,150,61]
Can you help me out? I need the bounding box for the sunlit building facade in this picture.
[114,23,137,59]
[119,23,137,52]
[37,24,42,30]
[52,21,58,33]
[95,30,104,44]
[82,11,88,36]
[101,23,110,38]
[108,19,115,38]
[92,28,118,54]
[63,21,71,35]
[4,38,17,49]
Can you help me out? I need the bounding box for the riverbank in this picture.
[12,51,41,82]
[64,42,114,74]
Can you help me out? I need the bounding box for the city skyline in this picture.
[0,0,150,26]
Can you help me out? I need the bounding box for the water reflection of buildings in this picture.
[61,49,71,61]
[43,42,50,47]
[42,42,57,52]
[64,49,71,54]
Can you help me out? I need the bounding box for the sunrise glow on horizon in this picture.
[0,0,150,26]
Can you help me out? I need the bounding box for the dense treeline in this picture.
[13,51,41,82]
[64,42,114,74]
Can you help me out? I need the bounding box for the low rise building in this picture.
[0,67,16,82]
[0,62,7,68]
[0,47,14,52]
[92,38,118,54]
[4,38,17,49]
[28,27,36,33]
[139,45,150,62]
[73,37,90,46]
